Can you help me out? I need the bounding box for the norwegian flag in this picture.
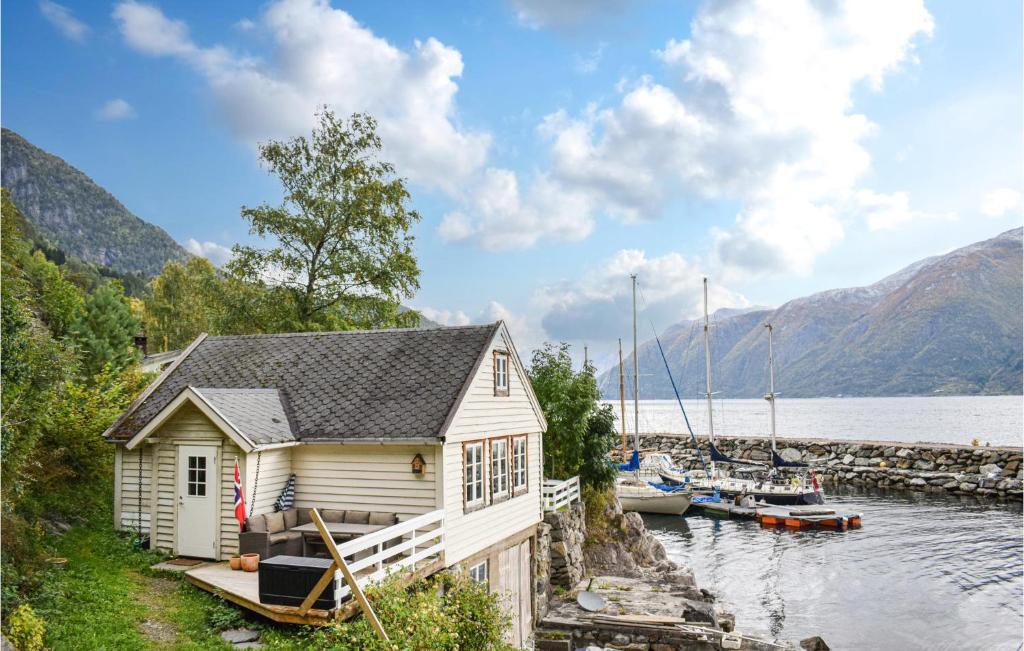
[810,469,821,492]
[233,459,246,531]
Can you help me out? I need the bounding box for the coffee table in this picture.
[291,522,387,556]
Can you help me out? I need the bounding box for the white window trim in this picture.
[464,442,486,511]
[490,438,510,502]
[512,435,528,494]
[493,352,510,396]
[469,560,489,585]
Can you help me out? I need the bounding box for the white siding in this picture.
[291,444,440,521]
[442,330,545,565]
[245,447,293,516]
[116,444,153,533]
[141,403,250,559]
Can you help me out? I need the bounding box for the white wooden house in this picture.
[104,322,547,642]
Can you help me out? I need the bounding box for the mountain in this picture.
[1,128,189,277]
[599,228,1024,398]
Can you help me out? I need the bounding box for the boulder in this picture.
[913,460,936,471]
[979,463,1002,477]
[842,454,855,465]
[881,446,896,457]
[779,448,803,462]
[895,448,914,459]
[958,482,978,492]
[853,457,871,467]
[908,478,927,487]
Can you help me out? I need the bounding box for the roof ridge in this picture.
[205,322,499,341]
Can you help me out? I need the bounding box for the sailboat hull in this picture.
[657,472,824,506]
[616,481,693,515]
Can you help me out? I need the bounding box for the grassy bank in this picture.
[23,507,312,650]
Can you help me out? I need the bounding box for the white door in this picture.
[176,445,218,558]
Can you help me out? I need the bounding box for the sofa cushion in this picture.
[269,531,302,545]
[247,514,267,533]
[297,509,312,526]
[369,512,397,526]
[322,509,346,523]
[282,508,298,530]
[265,511,286,534]
[344,510,370,524]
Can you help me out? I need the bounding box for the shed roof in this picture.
[191,388,294,445]
[106,323,503,444]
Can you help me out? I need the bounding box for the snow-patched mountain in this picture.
[598,228,1023,398]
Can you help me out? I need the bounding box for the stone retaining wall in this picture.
[641,434,1023,500]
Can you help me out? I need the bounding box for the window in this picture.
[512,436,527,494]
[493,352,509,396]
[187,455,207,497]
[469,560,489,585]
[464,442,485,508]
[491,439,509,500]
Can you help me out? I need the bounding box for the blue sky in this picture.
[3,0,1021,366]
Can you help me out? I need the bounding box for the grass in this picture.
[27,507,314,650]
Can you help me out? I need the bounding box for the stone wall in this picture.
[535,501,587,621]
[641,434,1024,499]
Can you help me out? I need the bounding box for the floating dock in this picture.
[688,497,862,530]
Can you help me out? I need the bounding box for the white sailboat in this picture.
[654,282,824,506]
[616,274,692,516]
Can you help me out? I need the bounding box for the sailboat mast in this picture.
[703,278,716,477]
[618,338,627,458]
[631,274,640,454]
[766,323,777,451]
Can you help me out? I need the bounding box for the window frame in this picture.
[493,351,510,397]
[463,440,486,512]
[511,435,528,496]
[490,437,510,503]
[187,455,207,497]
[468,560,489,586]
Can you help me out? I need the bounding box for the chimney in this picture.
[133,334,148,356]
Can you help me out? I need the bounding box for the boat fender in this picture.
[791,477,801,487]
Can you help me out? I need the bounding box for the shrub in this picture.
[308,572,514,650]
[5,604,46,651]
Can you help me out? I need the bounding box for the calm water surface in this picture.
[604,396,1023,446]
[643,486,1023,650]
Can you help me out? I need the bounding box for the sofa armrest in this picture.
[239,530,270,558]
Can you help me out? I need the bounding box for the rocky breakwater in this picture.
[536,495,792,650]
[641,434,1024,500]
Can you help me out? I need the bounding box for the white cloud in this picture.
[509,0,634,30]
[855,189,956,231]
[234,18,257,32]
[186,238,234,266]
[95,98,136,121]
[980,188,1022,217]
[574,43,606,74]
[438,168,594,250]
[538,248,749,346]
[113,0,490,194]
[456,0,934,269]
[39,0,89,42]
[418,306,471,327]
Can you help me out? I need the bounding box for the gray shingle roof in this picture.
[108,323,501,443]
[192,388,294,445]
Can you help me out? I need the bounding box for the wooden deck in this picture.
[185,563,335,625]
[185,557,448,625]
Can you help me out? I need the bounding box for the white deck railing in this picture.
[329,509,445,603]
[542,476,581,512]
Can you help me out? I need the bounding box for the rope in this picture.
[248,451,262,518]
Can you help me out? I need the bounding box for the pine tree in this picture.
[71,282,141,378]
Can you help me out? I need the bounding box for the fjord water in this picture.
[605,396,1023,446]
[643,486,1023,650]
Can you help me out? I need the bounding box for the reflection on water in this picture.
[643,486,1024,650]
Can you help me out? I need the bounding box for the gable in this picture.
[441,324,546,441]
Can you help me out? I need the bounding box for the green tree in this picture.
[228,109,421,330]
[528,343,617,490]
[71,282,141,377]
